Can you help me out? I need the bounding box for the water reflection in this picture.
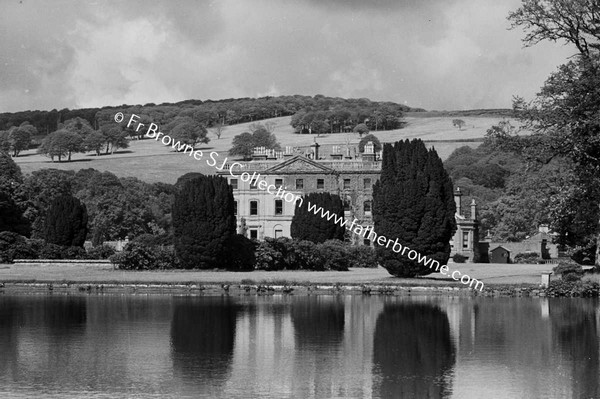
[170,296,238,396]
[0,298,20,378]
[0,294,598,399]
[372,301,456,399]
[551,299,600,398]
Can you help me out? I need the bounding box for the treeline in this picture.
[291,98,409,134]
[0,95,417,138]
[0,152,175,251]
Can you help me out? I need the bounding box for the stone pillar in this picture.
[470,198,477,220]
[454,187,462,216]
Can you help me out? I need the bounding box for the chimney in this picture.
[454,187,462,216]
[470,198,477,220]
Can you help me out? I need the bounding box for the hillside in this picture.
[13,114,511,183]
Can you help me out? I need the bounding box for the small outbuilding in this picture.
[490,246,510,264]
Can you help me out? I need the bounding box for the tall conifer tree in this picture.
[172,175,237,269]
[44,195,88,247]
[373,139,456,277]
[291,192,345,243]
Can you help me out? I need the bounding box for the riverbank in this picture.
[0,262,561,296]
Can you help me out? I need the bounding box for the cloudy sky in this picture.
[1,0,576,113]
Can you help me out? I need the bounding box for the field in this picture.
[14,114,508,183]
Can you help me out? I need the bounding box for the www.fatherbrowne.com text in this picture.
[119,113,485,291]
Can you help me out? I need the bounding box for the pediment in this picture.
[264,155,335,174]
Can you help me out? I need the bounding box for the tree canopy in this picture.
[373,139,456,277]
[172,175,237,269]
[358,134,382,153]
[291,192,346,243]
[499,0,600,264]
[43,194,88,247]
[229,124,281,159]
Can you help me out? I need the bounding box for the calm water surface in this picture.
[0,294,598,399]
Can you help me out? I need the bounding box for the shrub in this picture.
[452,253,468,263]
[514,252,541,264]
[316,240,349,271]
[110,242,177,270]
[61,246,88,259]
[545,279,600,297]
[0,232,37,263]
[38,243,66,259]
[86,244,117,260]
[553,261,584,281]
[222,234,256,271]
[285,239,324,270]
[254,238,286,271]
[131,234,170,248]
[348,245,378,268]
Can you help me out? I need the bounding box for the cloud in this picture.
[0,0,575,113]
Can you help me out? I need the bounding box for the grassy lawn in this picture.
[14,115,506,183]
[0,262,556,287]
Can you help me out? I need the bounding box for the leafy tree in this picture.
[172,175,236,269]
[452,119,466,130]
[24,169,75,238]
[38,130,83,161]
[167,116,210,148]
[83,131,106,156]
[100,125,128,154]
[7,122,35,157]
[0,191,30,236]
[353,123,369,137]
[0,151,23,195]
[373,139,456,277]
[43,194,88,247]
[61,117,94,136]
[500,0,600,264]
[229,127,281,160]
[291,192,346,243]
[358,133,382,153]
[229,132,254,159]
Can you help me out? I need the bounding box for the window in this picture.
[275,200,283,215]
[250,178,258,190]
[364,178,372,190]
[363,238,371,246]
[275,178,283,188]
[343,179,351,190]
[275,229,283,238]
[230,178,238,189]
[317,179,324,189]
[462,231,469,249]
[250,200,258,215]
[364,201,372,214]
[233,200,237,216]
[250,229,258,240]
[296,179,304,189]
[344,200,351,211]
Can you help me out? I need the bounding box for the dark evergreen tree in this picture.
[0,191,30,236]
[373,139,456,277]
[172,175,236,269]
[43,195,88,247]
[291,192,345,243]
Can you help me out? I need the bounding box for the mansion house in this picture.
[216,142,480,262]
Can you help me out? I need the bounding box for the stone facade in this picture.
[450,188,480,262]
[217,144,479,252]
